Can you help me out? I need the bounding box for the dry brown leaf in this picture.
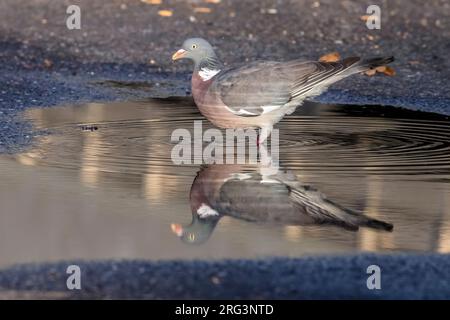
[193,7,212,13]
[158,10,173,17]
[319,52,341,62]
[382,66,396,76]
[141,0,162,4]
[43,58,53,69]
[365,66,396,77]
[364,69,377,76]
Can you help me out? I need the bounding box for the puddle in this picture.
[0,99,449,267]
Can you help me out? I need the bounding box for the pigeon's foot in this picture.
[257,126,272,146]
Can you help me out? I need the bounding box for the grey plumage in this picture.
[172,165,393,244]
[173,38,394,138]
[218,169,393,231]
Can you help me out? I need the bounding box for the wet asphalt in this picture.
[1,254,449,299]
[0,0,449,299]
[1,0,450,153]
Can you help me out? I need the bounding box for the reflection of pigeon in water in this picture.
[171,165,393,245]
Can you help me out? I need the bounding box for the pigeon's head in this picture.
[170,208,220,245]
[172,38,219,68]
[170,222,213,245]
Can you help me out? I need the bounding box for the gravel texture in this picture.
[0,254,449,299]
[1,0,450,153]
[0,1,449,299]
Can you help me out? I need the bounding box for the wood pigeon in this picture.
[172,38,394,143]
[171,164,393,244]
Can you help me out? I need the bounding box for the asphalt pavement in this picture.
[0,0,449,299]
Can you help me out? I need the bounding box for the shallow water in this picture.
[0,99,449,267]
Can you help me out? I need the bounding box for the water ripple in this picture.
[18,100,450,177]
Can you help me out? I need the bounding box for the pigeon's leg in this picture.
[257,126,272,146]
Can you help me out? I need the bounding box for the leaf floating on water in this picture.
[193,7,212,13]
[158,10,173,17]
[141,0,162,4]
[319,52,341,62]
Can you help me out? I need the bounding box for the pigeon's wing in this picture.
[288,57,360,100]
[211,61,314,116]
[216,174,294,221]
[214,169,392,230]
[211,58,360,116]
[287,183,393,231]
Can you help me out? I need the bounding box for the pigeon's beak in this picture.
[172,49,186,61]
[171,223,184,237]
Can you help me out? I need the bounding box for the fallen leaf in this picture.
[319,52,341,62]
[364,69,377,76]
[158,9,173,17]
[365,66,396,76]
[43,59,53,68]
[382,66,396,76]
[141,0,162,4]
[193,7,212,13]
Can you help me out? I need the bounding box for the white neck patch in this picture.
[198,67,220,81]
[197,203,219,218]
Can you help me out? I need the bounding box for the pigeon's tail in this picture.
[363,56,395,68]
[289,187,394,232]
[362,216,394,231]
[329,205,394,232]
[343,56,395,75]
[330,203,394,231]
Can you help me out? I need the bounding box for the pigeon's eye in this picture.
[191,44,198,49]
[188,233,195,241]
